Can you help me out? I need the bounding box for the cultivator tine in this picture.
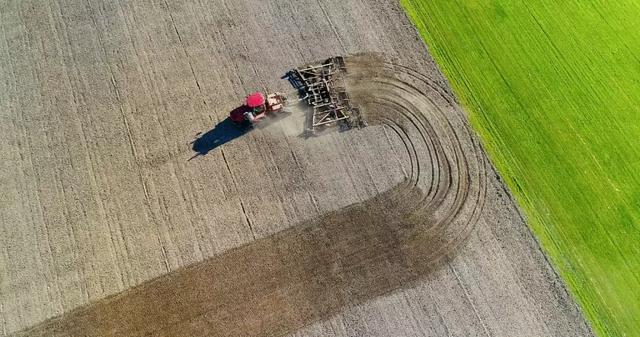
[290,56,365,135]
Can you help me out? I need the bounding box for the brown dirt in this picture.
[0,1,592,336]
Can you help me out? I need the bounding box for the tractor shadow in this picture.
[189,109,251,160]
[189,102,298,161]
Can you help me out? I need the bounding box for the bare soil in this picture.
[0,1,592,336]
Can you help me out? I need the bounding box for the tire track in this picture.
[344,54,487,265]
[12,54,487,337]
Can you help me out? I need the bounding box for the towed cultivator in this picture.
[288,56,366,135]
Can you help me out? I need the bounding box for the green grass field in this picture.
[400,1,640,336]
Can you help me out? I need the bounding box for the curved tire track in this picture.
[345,54,487,262]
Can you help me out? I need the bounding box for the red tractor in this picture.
[230,92,287,128]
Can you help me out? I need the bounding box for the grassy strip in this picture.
[400,1,640,336]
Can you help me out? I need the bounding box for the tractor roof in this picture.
[246,92,265,108]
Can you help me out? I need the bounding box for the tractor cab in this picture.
[230,91,287,127]
[246,92,267,115]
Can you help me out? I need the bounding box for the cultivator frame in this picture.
[288,57,365,135]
